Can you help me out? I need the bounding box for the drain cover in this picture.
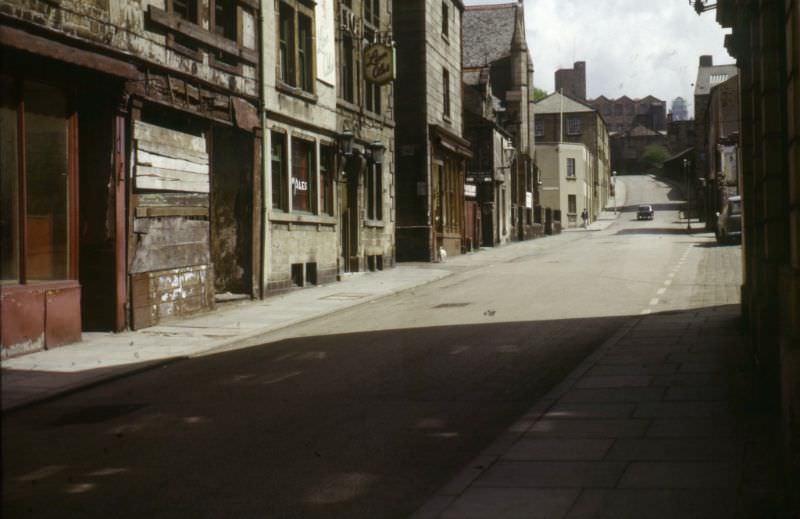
[433,303,471,309]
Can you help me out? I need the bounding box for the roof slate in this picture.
[462,4,517,68]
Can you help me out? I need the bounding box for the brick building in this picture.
[554,61,587,101]
[590,95,667,134]
[1,0,262,354]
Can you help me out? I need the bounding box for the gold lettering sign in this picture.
[363,43,395,85]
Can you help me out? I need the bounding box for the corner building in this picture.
[393,0,472,261]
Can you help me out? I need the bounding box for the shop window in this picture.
[291,138,316,213]
[271,132,287,210]
[367,162,383,221]
[566,158,576,178]
[279,1,315,93]
[319,145,334,215]
[1,77,74,284]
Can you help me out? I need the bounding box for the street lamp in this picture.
[689,0,716,14]
[369,140,386,164]
[683,158,692,231]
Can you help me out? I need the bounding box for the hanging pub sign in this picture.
[364,43,395,85]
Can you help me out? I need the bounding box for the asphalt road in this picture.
[2,175,729,518]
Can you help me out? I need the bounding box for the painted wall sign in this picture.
[464,184,477,198]
[526,192,534,209]
[364,43,394,85]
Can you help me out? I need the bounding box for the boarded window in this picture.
[568,194,577,214]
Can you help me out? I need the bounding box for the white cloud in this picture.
[463,0,732,116]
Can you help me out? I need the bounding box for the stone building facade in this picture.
[262,0,339,293]
[714,0,800,501]
[393,0,471,261]
[462,1,538,242]
[537,142,592,228]
[462,69,514,248]
[703,74,740,226]
[534,92,611,221]
[335,0,396,274]
[1,0,262,355]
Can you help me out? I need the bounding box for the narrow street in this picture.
[2,175,744,518]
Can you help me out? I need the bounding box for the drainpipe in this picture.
[258,4,270,297]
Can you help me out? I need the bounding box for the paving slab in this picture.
[441,488,579,519]
[565,489,739,519]
[474,461,627,488]
[618,461,741,489]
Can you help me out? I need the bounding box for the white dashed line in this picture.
[657,288,666,295]
[640,309,652,315]
[649,298,660,306]
[664,280,673,286]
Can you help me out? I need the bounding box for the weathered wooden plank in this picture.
[137,166,208,183]
[136,193,210,208]
[136,170,210,193]
[137,150,209,175]
[134,120,206,153]
[132,218,209,245]
[135,206,209,218]
[137,140,209,165]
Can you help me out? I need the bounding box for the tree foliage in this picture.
[533,87,548,102]
[641,144,671,169]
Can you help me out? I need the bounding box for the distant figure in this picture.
[438,245,447,263]
[581,208,589,228]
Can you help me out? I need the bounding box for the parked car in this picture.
[637,204,654,220]
[716,195,742,244]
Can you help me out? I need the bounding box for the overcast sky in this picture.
[463,0,733,116]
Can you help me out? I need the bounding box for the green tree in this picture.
[533,87,548,102]
[640,144,671,170]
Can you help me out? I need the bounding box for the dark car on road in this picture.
[637,204,654,220]
[716,195,742,244]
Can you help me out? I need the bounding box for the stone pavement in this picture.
[1,266,454,411]
[413,305,783,518]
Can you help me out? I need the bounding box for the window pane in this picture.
[298,14,313,92]
[25,81,69,281]
[320,145,333,215]
[279,4,295,85]
[1,76,19,282]
[291,139,315,212]
[271,133,286,210]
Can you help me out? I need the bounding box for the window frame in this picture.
[441,1,449,42]
[270,130,288,211]
[534,119,544,137]
[277,0,316,95]
[442,67,451,120]
[290,136,317,214]
[366,161,383,221]
[566,117,581,135]
[566,157,576,178]
[1,77,79,285]
[362,3,382,115]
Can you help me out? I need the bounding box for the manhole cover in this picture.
[433,303,471,309]
[51,404,147,426]
[320,293,370,301]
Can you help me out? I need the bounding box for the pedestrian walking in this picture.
[581,208,589,228]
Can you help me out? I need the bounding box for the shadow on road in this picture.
[3,304,782,519]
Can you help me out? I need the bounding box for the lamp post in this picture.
[612,170,617,215]
[683,158,691,231]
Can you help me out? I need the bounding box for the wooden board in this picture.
[134,120,206,154]
[136,193,209,208]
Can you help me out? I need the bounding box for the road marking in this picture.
[649,298,660,306]
[664,280,673,286]
[640,309,652,315]
[668,272,676,278]
[657,288,666,295]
